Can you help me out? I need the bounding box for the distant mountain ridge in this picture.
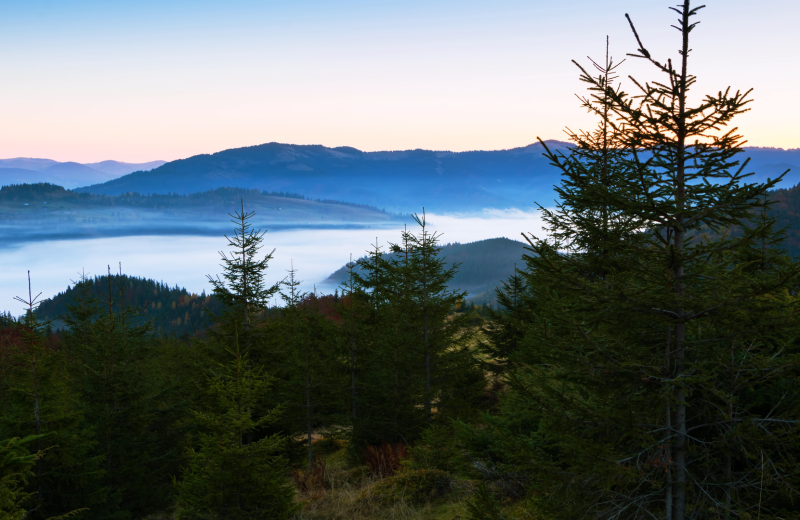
[75,141,800,212]
[0,158,166,189]
[76,141,575,211]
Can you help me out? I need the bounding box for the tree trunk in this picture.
[672,6,691,518]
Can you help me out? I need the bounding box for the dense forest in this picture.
[35,275,223,337]
[3,3,800,520]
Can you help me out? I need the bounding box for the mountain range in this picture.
[3,142,798,213]
[0,158,165,189]
[73,142,800,212]
[76,142,574,212]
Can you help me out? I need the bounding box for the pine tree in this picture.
[276,268,342,469]
[1,273,99,519]
[175,203,294,519]
[207,200,280,346]
[0,435,47,520]
[470,3,800,519]
[174,334,294,520]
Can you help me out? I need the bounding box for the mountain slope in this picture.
[83,160,167,176]
[0,158,167,189]
[36,274,222,336]
[76,142,800,212]
[0,168,42,185]
[0,158,59,170]
[77,141,574,211]
[322,237,528,299]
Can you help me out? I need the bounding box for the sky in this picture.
[0,0,798,163]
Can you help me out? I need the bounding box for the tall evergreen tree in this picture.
[174,334,294,520]
[207,200,280,346]
[349,215,484,450]
[62,269,181,518]
[176,202,294,519]
[403,212,483,425]
[468,3,800,519]
[1,274,100,519]
[275,269,342,468]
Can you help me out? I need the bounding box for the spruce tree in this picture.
[62,270,175,519]
[1,274,99,519]
[403,211,482,425]
[174,335,294,520]
[176,203,294,519]
[276,268,342,468]
[480,269,529,376]
[349,215,483,450]
[470,3,800,519]
[207,200,280,346]
[0,435,46,520]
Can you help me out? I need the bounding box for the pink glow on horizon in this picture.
[0,0,797,163]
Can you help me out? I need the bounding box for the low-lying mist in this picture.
[1,209,547,316]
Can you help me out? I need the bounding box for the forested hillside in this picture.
[768,183,800,256]
[0,183,402,243]
[36,275,222,336]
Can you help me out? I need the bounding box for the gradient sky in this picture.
[1,0,798,163]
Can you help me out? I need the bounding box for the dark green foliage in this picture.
[365,469,453,504]
[344,213,485,451]
[0,276,104,520]
[404,425,460,473]
[206,200,280,342]
[480,272,528,375]
[0,435,47,520]
[465,483,506,520]
[175,203,294,519]
[464,3,800,520]
[274,271,343,469]
[174,343,295,520]
[37,275,221,336]
[59,273,194,518]
[467,482,508,520]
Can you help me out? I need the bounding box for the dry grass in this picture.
[292,445,472,520]
[363,441,409,478]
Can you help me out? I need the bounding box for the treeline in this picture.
[36,275,222,337]
[0,183,394,216]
